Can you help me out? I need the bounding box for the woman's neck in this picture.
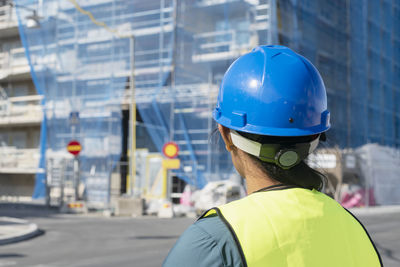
[244,161,281,194]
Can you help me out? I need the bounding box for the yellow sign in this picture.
[67,145,81,152]
[67,202,84,208]
[162,159,180,169]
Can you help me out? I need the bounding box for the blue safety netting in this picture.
[276,0,400,148]
[171,1,278,187]
[16,0,128,205]
[14,0,278,203]
[17,0,400,206]
[133,0,278,188]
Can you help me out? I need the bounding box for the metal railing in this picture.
[194,29,236,55]
[46,157,77,207]
[196,0,239,7]
[192,29,253,62]
[57,6,174,42]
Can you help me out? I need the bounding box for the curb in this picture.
[0,217,42,246]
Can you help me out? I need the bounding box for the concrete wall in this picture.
[0,173,34,197]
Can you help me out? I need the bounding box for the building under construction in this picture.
[0,0,399,207]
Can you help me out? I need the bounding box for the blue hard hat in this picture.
[213,45,330,137]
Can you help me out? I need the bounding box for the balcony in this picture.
[0,4,18,38]
[0,94,43,126]
[253,3,271,30]
[0,47,31,81]
[192,29,255,62]
[0,147,41,174]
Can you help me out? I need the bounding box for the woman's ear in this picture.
[218,124,235,152]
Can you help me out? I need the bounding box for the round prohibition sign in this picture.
[162,142,179,159]
[67,140,82,156]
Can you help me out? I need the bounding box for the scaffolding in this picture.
[276,0,400,148]
[14,0,400,206]
[14,0,275,206]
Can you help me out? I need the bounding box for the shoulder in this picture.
[163,214,243,267]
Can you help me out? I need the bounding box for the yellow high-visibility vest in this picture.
[203,188,382,267]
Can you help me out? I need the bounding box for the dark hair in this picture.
[238,131,326,191]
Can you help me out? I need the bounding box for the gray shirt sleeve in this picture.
[163,215,243,267]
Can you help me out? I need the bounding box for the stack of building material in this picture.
[356,144,400,206]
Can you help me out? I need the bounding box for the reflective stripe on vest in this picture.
[203,188,382,267]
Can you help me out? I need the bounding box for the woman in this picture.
[163,45,382,267]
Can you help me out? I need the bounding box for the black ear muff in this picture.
[275,149,300,169]
[231,130,320,170]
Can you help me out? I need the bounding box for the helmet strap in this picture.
[230,130,320,169]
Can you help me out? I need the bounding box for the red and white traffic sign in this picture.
[67,140,82,156]
[162,142,179,159]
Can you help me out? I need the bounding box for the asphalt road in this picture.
[0,205,193,267]
[356,211,400,267]
[0,205,399,267]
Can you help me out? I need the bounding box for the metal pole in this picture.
[60,159,65,209]
[167,0,177,203]
[128,35,136,196]
[74,156,79,201]
[45,158,51,207]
